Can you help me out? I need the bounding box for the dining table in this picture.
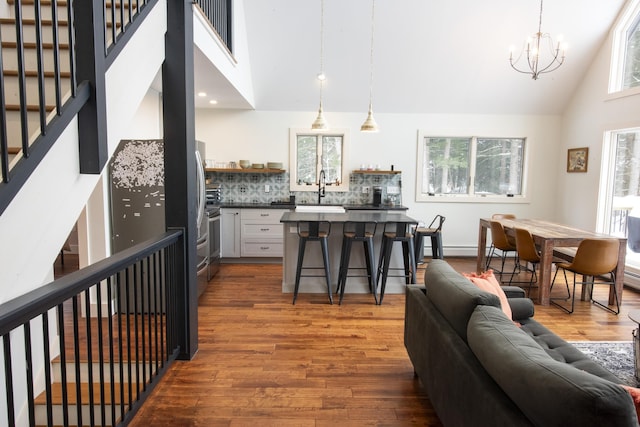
[477,218,627,306]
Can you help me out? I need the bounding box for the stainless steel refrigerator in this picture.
[109,139,209,305]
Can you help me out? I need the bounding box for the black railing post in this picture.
[163,1,198,360]
[74,0,108,174]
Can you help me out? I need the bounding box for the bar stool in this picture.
[376,221,418,305]
[414,214,445,266]
[293,221,333,305]
[336,221,378,305]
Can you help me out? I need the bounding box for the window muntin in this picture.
[417,135,526,200]
[290,129,349,192]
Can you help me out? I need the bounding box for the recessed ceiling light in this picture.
[209,100,218,105]
[197,92,207,97]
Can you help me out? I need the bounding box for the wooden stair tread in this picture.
[0,17,68,26]
[6,104,56,112]
[8,0,138,8]
[2,41,70,49]
[3,69,71,78]
[34,381,130,405]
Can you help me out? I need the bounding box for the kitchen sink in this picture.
[294,205,346,213]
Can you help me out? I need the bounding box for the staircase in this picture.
[1,0,168,425]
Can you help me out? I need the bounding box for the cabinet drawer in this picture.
[241,240,283,257]
[242,223,283,238]
[241,209,289,223]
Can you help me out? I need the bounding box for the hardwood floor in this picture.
[124,257,640,426]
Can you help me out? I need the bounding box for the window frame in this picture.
[289,128,350,193]
[609,0,640,95]
[415,131,530,203]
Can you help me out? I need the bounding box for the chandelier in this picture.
[509,0,566,80]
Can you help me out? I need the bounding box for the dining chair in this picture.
[509,227,540,297]
[485,220,518,282]
[550,238,620,314]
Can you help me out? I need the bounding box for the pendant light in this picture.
[361,0,379,133]
[311,0,328,130]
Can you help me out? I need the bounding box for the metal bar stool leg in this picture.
[338,239,354,305]
[320,237,333,304]
[293,238,307,305]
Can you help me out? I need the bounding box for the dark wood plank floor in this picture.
[122,257,640,426]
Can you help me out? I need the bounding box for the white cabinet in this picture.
[240,209,288,257]
[220,208,240,258]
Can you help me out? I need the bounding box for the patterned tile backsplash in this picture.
[205,171,403,206]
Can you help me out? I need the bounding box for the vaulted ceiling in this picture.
[198,0,628,115]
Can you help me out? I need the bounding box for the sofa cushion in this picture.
[467,305,637,427]
[424,260,501,342]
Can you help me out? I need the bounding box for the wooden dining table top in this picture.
[479,218,625,244]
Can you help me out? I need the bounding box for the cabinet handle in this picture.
[260,246,270,250]
[260,228,270,232]
[260,213,269,217]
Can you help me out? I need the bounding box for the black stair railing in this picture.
[193,0,233,53]
[0,231,184,427]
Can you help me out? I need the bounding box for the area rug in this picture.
[570,341,638,387]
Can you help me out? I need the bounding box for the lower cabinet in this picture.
[221,208,289,259]
[240,209,288,257]
[221,208,240,258]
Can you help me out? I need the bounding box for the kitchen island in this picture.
[280,210,418,296]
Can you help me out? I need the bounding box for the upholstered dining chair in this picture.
[485,220,518,282]
[550,238,620,314]
[509,227,540,297]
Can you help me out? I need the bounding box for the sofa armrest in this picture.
[501,286,526,299]
[508,297,535,320]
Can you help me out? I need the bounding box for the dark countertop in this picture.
[208,202,408,211]
[280,210,417,223]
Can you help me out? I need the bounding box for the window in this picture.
[623,15,640,89]
[416,134,526,201]
[598,129,640,287]
[610,0,640,93]
[289,129,350,192]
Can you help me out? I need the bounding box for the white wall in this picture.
[195,109,563,255]
[559,23,640,230]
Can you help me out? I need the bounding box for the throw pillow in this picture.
[463,270,513,320]
[621,385,640,423]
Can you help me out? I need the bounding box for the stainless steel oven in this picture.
[208,206,221,278]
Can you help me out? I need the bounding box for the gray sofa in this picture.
[404,259,638,427]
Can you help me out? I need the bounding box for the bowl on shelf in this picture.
[267,162,282,169]
[251,163,264,169]
[239,160,251,169]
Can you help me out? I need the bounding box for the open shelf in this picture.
[352,170,401,175]
[205,168,286,174]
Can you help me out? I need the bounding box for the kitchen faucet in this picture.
[318,169,326,204]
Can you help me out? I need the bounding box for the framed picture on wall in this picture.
[567,147,589,173]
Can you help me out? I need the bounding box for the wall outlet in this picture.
[264,184,270,193]
[362,186,370,194]
[387,186,400,195]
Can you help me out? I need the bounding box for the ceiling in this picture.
[197,0,628,115]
